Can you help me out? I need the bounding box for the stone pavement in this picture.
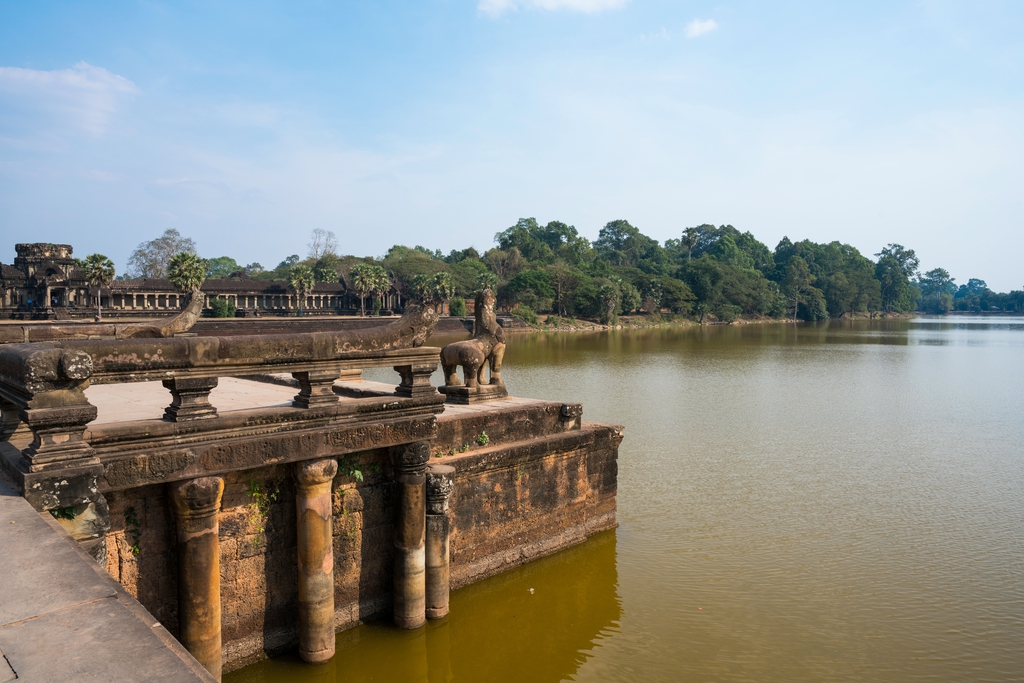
[0,476,215,682]
[85,377,297,424]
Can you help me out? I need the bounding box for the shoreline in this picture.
[505,310,917,334]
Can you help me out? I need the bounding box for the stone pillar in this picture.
[425,464,455,619]
[390,441,430,628]
[170,476,224,681]
[393,363,440,399]
[163,377,218,421]
[293,458,339,663]
[291,370,340,408]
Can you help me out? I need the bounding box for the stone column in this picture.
[390,441,430,629]
[293,458,339,663]
[425,464,455,619]
[170,476,224,681]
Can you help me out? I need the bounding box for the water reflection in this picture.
[225,531,620,683]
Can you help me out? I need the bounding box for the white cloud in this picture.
[640,27,669,42]
[684,18,718,38]
[0,62,137,136]
[479,0,628,18]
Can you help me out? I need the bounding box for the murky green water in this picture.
[227,317,1024,683]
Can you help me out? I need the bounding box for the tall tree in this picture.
[206,256,242,278]
[918,268,956,313]
[127,229,196,279]
[681,227,699,262]
[167,252,207,303]
[307,229,338,260]
[83,253,115,321]
[545,261,580,315]
[783,256,826,320]
[350,262,387,316]
[875,244,920,312]
[288,265,316,315]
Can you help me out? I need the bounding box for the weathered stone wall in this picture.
[101,405,620,672]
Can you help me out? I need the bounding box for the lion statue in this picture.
[441,289,505,389]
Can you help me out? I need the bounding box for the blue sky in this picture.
[0,1,1021,290]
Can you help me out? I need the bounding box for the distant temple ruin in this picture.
[0,243,401,320]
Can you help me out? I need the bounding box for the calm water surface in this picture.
[227,317,1024,683]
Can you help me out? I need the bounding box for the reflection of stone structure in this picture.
[1,242,403,320]
[439,289,507,404]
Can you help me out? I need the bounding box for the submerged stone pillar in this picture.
[390,441,430,629]
[425,464,455,619]
[293,458,339,663]
[170,476,225,681]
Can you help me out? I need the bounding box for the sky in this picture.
[0,1,1021,291]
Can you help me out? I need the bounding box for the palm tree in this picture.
[410,271,455,313]
[288,265,316,316]
[432,272,455,314]
[167,252,207,305]
[350,262,386,316]
[369,266,390,315]
[83,253,115,321]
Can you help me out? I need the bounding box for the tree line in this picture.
[114,222,1023,321]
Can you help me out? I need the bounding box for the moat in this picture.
[230,317,1024,683]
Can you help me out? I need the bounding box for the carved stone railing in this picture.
[0,307,452,678]
[0,307,441,541]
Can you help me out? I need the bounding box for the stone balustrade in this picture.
[0,309,444,680]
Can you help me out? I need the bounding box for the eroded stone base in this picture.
[437,382,508,404]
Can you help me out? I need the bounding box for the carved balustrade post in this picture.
[162,376,218,421]
[0,344,109,563]
[390,441,430,628]
[291,370,340,409]
[170,476,225,681]
[393,363,438,399]
[293,458,339,663]
[425,464,455,619]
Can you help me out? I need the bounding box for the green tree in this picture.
[206,256,242,278]
[370,267,391,314]
[545,261,581,315]
[918,268,956,313]
[83,253,115,321]
[594,220,667,273]
[411,271,455,311]
[167,252,207,296]
[349,262,386,316]
[209,297,236,318]
[288,265,316,315]
[597,281,621,324]
[484,247,525,281]
[678,257,724,323]
[618,281,641,314]
[783,257,827,320]
[449,297,467,317]
[505,269,555,312]
[680,227,699,262]
[475,270,499,293]
[875,244,920,312]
